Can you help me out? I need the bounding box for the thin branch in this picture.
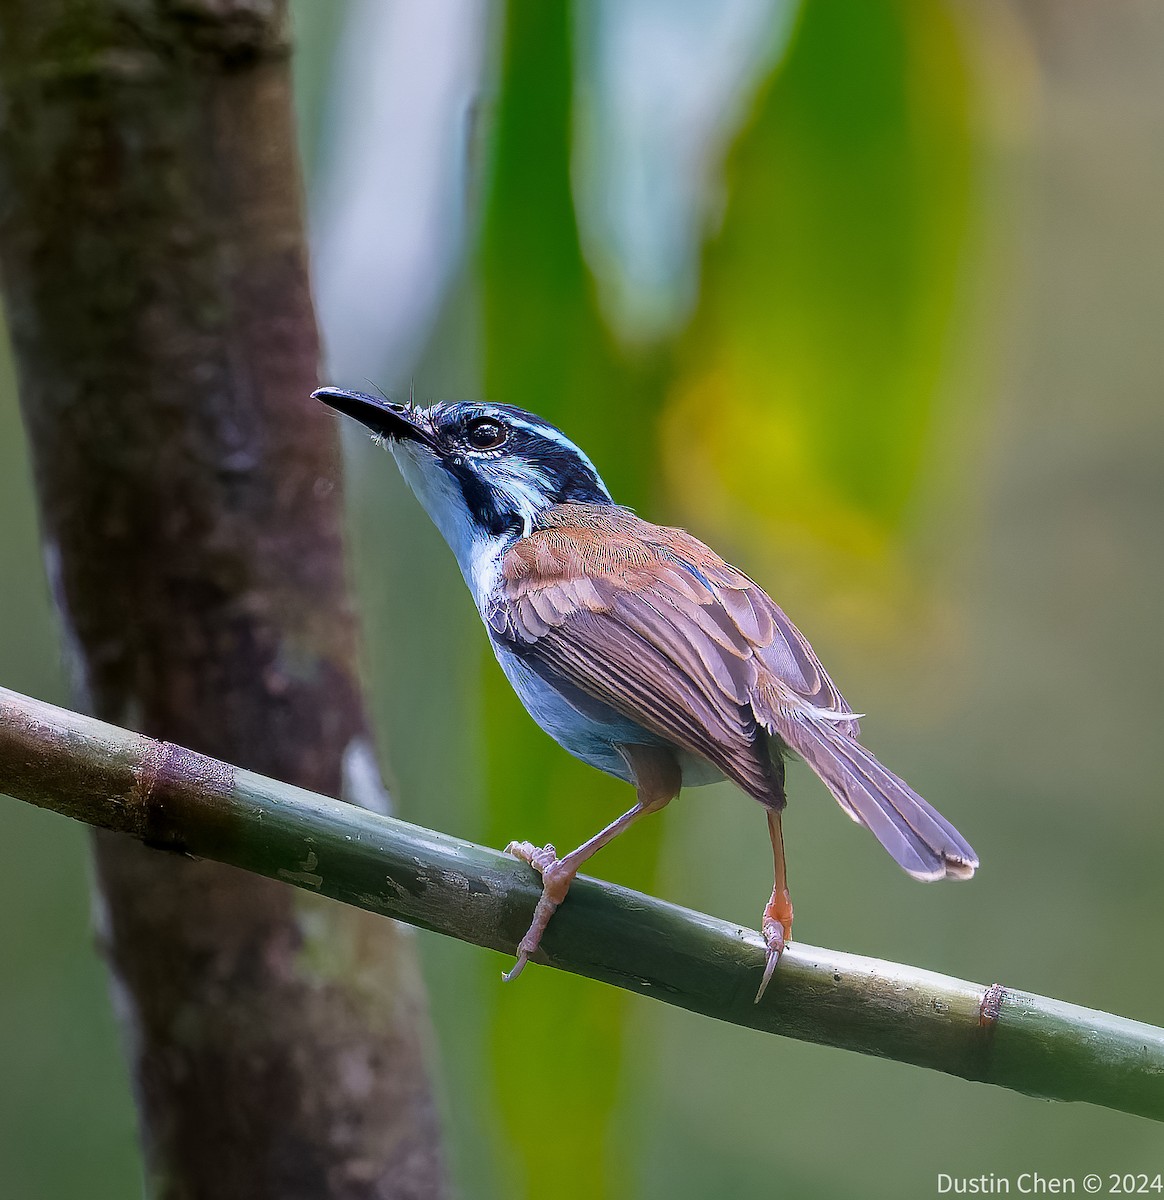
[3,682,1161,1124]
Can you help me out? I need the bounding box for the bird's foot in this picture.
[502,841,577,982]
[755,888,793,1003]
[504,840,558,877]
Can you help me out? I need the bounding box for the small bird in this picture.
[315,387,978,999]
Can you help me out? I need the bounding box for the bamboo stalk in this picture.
[2,682,1161,1123]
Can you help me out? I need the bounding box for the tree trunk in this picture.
[0,3,446,1197]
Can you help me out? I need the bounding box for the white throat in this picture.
[390,440,515,608]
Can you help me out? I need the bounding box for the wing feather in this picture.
[652,580,749,658]
[612,591,751,705]
[530,610,773,799]
[716,583,768,645]
[490,507,861,802]
[488,504,974,879]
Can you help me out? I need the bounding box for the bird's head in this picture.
[315,388,613,589]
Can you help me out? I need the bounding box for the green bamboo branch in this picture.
[2,682,1161,1122]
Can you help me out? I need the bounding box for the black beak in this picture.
[312,387,435,446]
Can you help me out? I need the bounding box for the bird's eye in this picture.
[466,417,507,450]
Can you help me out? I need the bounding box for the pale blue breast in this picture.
[490,637,724,789]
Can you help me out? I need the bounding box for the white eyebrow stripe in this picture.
[503,416,612,499]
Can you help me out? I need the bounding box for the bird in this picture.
[315,386,978,1000]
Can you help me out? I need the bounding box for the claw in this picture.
[754,918,786,1003]
[754,948,781,1003]
[502,951,529,983]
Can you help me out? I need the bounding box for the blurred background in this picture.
[2,0,1162,1195]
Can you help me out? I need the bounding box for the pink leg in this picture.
[503,744,680,981]
[755,808,793,1003]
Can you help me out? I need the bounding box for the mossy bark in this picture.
[0,3,446,1197]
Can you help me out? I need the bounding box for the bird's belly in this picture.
[491,641,722,788]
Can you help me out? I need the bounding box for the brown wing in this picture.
[486,505,860,804]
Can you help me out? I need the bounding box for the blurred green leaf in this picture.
[476,2,669,1195]
[663,0,976,634]
[479,0,668,507]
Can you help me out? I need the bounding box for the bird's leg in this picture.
[756,808,793,1003]
[503,744,680,982]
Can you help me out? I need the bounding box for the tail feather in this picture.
[780,716,978,881]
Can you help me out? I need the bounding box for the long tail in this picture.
[779,716,978,881]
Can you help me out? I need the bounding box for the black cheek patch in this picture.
[531,444,611,505]
[553,464,610,505]
[447,460,519,538]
